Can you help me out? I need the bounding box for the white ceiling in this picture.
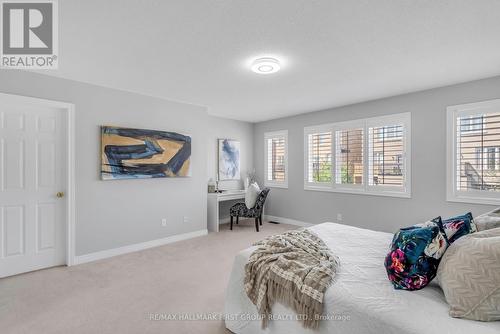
[50,0,500,122]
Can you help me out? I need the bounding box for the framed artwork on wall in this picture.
[101,126,191,180]
[218,139,240,180]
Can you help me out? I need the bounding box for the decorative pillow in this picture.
[245,182,261,209]
[441,212,477,244]
[385,217,448,290]
[437,227,500,321]
[475,208,500,231]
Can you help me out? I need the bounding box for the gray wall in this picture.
[254,76,500,233]
[0,71,253,256]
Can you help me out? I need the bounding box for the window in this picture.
[460,115,483,133]
[303,113,411,197]
[335,127,364,186]
[475,148,482,169]
[305,129,332,185]
[447,99,500,205]
[377,125,400,139]
[264,130,288,188]
[368,125,404,187]
[306,132,332,184]
[476,147,500,171]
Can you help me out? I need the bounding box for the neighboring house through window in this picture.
[264,130,288,188]
[447,99,500,205]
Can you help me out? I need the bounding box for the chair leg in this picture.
[259,215,262,226]
[255,217,259,232]
[236,216,239,224]
[230,216,233,230]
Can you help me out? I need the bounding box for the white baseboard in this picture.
[263,215,313,227]
[73,229,208,265]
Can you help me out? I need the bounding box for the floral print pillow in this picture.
[385,217,449,290]
[442,212,476,244]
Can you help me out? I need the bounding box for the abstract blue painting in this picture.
[218,139,240,180]
[101,126,191,180]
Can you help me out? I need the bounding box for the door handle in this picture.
[56,192,65,198]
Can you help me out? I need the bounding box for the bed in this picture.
[224,222,500,334]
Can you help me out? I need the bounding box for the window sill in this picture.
[264,182,288,189]
[304,185,411,199]
[304,183,332,192]
[446,195,500,206]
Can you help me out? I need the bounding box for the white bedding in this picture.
[224,223,500,334]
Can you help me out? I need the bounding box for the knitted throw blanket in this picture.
[244,228,339,329]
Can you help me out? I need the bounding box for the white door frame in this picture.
[0,92,76,266]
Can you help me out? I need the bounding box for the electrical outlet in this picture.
[337,214,343,222]
[161,218,167,227]
[183,216,189,223]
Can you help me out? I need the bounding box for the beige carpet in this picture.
[0,220,295,334]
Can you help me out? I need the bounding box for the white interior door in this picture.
[0,98,66,278]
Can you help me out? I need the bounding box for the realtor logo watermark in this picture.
[1,0,58,69]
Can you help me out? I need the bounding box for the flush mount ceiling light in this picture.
[251,57,281,74]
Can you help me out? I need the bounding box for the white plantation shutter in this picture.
[456,112,500,192]
[265,131,288,187]
[335,128,364,185]
[368,125,404,187]
[304,112,411,197]
[307,132,332,183]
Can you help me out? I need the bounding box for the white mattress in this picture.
[224,223,500,334]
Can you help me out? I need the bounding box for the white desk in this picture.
[207,190,246,232]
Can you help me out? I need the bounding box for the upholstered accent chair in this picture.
[229,188,270,232]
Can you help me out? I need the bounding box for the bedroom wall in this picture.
[0,70,250,257]
[254,75,500,233]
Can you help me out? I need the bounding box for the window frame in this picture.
[446,99,500,205]
[304,124,334,191]
[303,112,411,198]
[333,119,366,193]
[264,130,289,188]
[366,113,411,197]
